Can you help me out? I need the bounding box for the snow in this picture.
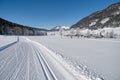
[89,19,99,27]
[0,35,120,80]
[59,26,70,30]
[100,18,109,24]
[118,7,120,10]
[0,36,17,48]
[95,19,99,22]
[53,26,70,30]
[71,27,120,38]
[103,27,120,34]
[63,26,69,29]
[27,36,120,80]
[92,27,120,37]
[0,36,91,80]
[113,11,120,15]
[48,27,120,38]
[89,22,96,26]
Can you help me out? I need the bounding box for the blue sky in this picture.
[0,0,119,29]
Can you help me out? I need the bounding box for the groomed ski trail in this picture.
[0,37,76,80]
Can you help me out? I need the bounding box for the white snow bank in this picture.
[0,36,17,47]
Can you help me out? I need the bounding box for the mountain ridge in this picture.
[71,2,120,29]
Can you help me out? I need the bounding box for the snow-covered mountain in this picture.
[71,2,120,29]
[50,26,70,31]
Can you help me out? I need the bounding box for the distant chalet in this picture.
[0,18,47,35]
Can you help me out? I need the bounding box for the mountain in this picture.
[71,2,120,29]
[0,18,47,35]
[50,26,70,31]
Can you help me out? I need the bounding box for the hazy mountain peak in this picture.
[50,26,70,31]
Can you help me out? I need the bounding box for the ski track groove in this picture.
[32,44,58,80]
[33,47,49,80]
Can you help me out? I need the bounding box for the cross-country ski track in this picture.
[0,37,79,80]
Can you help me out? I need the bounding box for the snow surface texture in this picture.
[0,36,104,80]
[28,36,120,80]
[0,36,17,48]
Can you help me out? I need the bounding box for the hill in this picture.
[71,2,120,29]
[0,18,47,35]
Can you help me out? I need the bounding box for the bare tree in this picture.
[86,30,91,38]
[70,28,75,38]
[100,30,105,38]
[76,28,81,38]
[105,30,114,38]
[109,30,114,38]
[59,27,63,38]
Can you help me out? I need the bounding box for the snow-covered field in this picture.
[0,35,120,80]
[27,36,120,80]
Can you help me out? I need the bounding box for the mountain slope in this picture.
[0,18,47,35]
[71,2,120,29]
